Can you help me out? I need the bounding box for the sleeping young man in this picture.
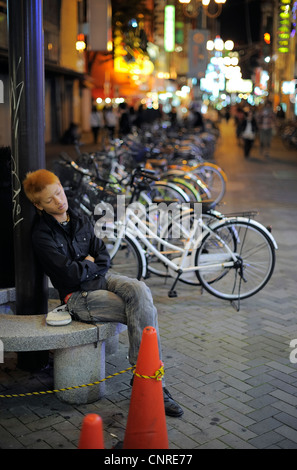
[22,169,183,417]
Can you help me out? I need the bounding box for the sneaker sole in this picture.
[46,318,72,326]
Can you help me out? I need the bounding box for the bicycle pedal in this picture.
[168,290,178,298]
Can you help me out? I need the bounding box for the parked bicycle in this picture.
[102,196,277,310]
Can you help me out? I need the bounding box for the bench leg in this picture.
[105,333,119,355]
[53,341,105,405]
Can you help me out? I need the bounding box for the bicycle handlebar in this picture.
[59,153,93,177]
[133,166,159,181]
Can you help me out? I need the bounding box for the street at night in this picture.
[1,0,297,453]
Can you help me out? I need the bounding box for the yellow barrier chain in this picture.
[133,365,164,381]
[0,364,165,398]
[0,366,134,399]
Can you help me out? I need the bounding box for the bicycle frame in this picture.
[108,206,238,278]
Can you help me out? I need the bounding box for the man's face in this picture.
[34,183,68,219]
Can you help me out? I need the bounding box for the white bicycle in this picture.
[97,201,278,306]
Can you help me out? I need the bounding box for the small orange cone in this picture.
[78,414,104,449]
[123,326,169,449]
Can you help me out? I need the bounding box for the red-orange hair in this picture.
[23,169,61,203]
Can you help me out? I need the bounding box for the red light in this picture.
[264,33,271,44]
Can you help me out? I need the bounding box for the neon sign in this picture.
[278,0,291,53]
[164,6,175,52]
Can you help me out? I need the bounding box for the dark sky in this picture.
[218,0,262,46]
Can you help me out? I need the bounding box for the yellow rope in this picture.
[0,366,134,398]
[0,364,165,398]
[133,365,164,381]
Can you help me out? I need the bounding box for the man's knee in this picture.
[107,273,153,302]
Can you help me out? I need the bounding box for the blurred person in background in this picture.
[239,110,258,158]
[256,100,276,157]
[90,105,104,146]
[118,102,132,137]
[104,106,118,140]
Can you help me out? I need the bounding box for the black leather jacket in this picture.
[31,207,110,301]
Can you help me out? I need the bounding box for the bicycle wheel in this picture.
[106,233,144,280]
[195,219,276,300]
[146,181,190,204]
[162,170,211,201]
[163,177,201,202]
[191,163,227,205]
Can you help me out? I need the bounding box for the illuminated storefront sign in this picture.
[200,72,225,94]
[278,0,291,53]
[281,80,296,94]
[226,78,253,94]
[188,29,209,78]
[164,5,175,52]
[114,24,154,76]
[88,0,112,51]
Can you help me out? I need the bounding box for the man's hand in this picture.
[85,254,95,263]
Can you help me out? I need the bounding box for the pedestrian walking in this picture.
[118,102,131,137]
[239,110,258,158]
[90,105,104,145]
[104,106,118,140]
[235,107,246,144]
[257,100,276,157]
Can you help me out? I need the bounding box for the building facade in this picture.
[0,0,84,146]
[261,0,297,118]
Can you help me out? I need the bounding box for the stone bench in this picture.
[0,313,127,405]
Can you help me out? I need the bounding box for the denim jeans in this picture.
[66,272,162,366]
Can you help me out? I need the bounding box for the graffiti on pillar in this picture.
[11,154,24,228]
[10,57,24,228]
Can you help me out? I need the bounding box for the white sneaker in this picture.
[46,304,72,326]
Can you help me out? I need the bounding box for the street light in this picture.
[207,37,234,52]
[178,0,227,18]
[76,34,86,52]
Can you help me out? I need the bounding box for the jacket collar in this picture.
[38,206,79,231]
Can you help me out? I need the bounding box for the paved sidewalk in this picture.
[1,120,297,449]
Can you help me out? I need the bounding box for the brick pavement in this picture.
[1,120,297,449]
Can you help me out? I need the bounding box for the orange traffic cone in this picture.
[123,326,169,449]
[78,414,104,449]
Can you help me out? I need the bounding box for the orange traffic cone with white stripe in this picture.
[123,326,169,449]
[78,414,104,449]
